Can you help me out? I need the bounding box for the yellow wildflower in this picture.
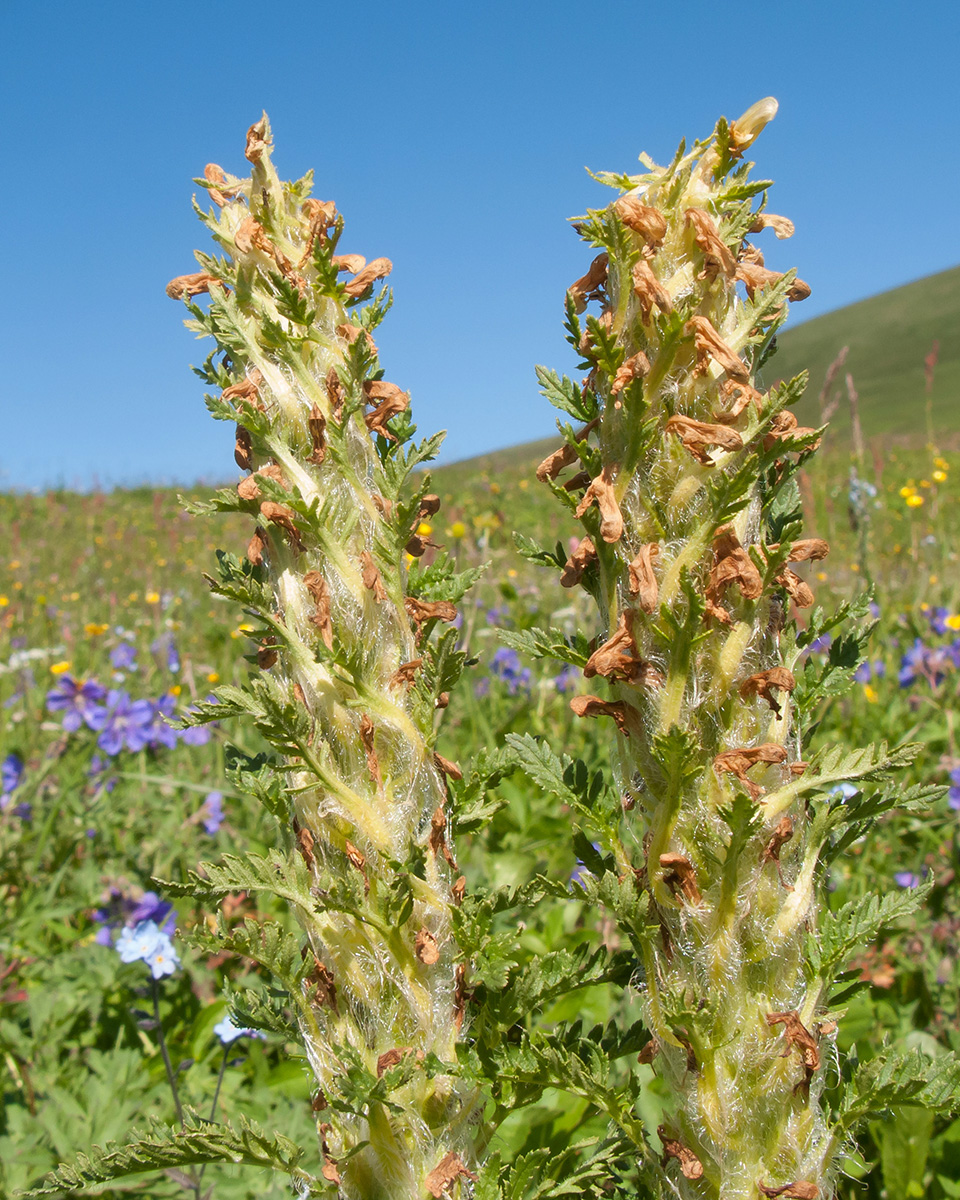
[920,479,931,489]
[863,684,878,703]
[50,661,71,675]
[507,568,518,578]
[9,560,20,569]
[935,457,949,470]
[207,672,220,683]
[933,470,947,483]
[84,622,109,636]
[448,521,467,539]
[929,575,938,585]
[0,596,8,608]
[906,494,924,508]
[945,615,960,631]
[127,591,138,602]
[489,482,501,495]
[519,479,529,490]
[169,685,182,696]
[145,591,161,604]
[416,522,433,537]
[899,486,914,498]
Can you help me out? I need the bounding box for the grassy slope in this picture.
[770,264,960,439]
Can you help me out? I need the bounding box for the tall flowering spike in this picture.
[168,117,480,1198]
[532,100,948,1198]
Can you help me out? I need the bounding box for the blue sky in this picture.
[2,0,958,490]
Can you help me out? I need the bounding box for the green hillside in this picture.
[767,264,960,439]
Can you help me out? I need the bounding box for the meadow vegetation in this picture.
[2,113,960,1198]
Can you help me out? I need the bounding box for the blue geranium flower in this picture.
[200,791,225,835]
[46,675,108,733]
[96,690,154,756]
[490,647,531,694]
[110,643,138,672]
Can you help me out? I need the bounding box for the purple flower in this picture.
[2,753,23,796]
[899,638,958,688]
[180,724,212,747]
[948,767,960,812]
[485,607,507,628]
[110,643,138,672]
[143,693,179,751]
[96,690,154,756]
[490,647,531,694]
[201,791,225,835]
[46,675,108,733]
[804,634,832,655]
[894,871,922,889]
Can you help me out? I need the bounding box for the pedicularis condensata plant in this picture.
[516,96,960,1198]
[162,117,487,1199]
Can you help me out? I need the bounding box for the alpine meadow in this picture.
[3,100,960,1200]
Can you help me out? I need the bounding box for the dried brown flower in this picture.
[342,256,392,298]
[714,743,788,800]
[560,536,597,588]
[308,957,338,1012]
[434,753,462,781]
[584,610,661,685]
[776,568,814,609]
[766,1010,821,1079]
[758,1182,819,1199]
[762,816,795,888]
[257,643,278,670]
[713,379,764,423]
[359,551,388,602]
[331,253,366,275]
[628,543,660,613]
[376,1047,421,1077]
[429,805,457,869]
[404,598,458,632]
[245,117,270,163]
[203,163,237,208]
[303,570,334,650]
[537,442,578,482]
[234,426,253,471]
[575,464,624,543]
[786,538,829,562]
[424,1152,478,1198]
[570,695,634,736]
[568,253,609,313]
[363,380,409,441]
[295,822,317,870]
[324,366,345,421]
[415,928,440,965]
[739,667,796,718]
[307,403,327,465]
[614,195,667,251]
[221,369,263,409]
[684,208,738,280]
[631,261,673,322]
[165,272,222,300]
[659,853,702,904]
[658,1127,704,1180]
[246,526,267,566]
[390,658,423,689]
[749,212,796,239]
[685,315,749,381]
[359,714,381,787]
[259,501,304,551]
[707,528,764,603]
[611,350,652,396]
[763,410,822,454]
[300,199,338,265]
[736,261,811,302]
[665,414,744,465]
